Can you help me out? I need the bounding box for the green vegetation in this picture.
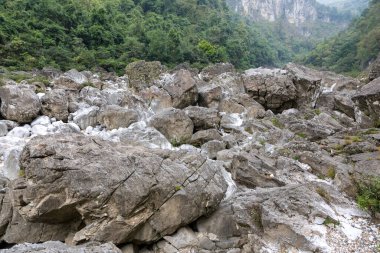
[357,177,380,215]
[271,118,284,129]
[18,168,25,178]
[296,133,307,139]
[326,166,336,179]
[0,0,291,74]
[174,185,182,191]
[301,0,380,75]
[323,216,340,226]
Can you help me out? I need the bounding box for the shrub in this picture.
[357,177,380,215]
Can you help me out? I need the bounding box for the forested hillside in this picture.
[301,0,380,75]
[0,0,284,73]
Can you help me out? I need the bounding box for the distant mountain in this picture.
[316,0,369,15]
[302,0,380,75]
[226,0,352,37]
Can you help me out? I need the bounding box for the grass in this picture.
[18,168,25,178]
[362,128,379,135]
[296,132,307,139]
[326,166,336,180]
[271,118,284,129]
[293,155,301,161]
[323,216,340,227]
[174,185,182,191]
[170,138,187,147]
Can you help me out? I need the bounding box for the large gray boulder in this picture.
[162,70,198,109]
[368,53,380,82]
[149,108,194,145]
[53,69,88,91]
[2,241,121,253]
[41,89,69,121]
[243,73,297,112]
[184,106,220,130]
[352,77,380,125]
[0,134,227,245]
[98,105,139,130]
[0,85,41,123]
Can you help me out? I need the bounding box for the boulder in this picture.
[200,63,235,82]
[231,152,283,188]
[139,86,172,113]
[162,70,198,109]
[201,140,226,159]
[352,77,380,124]
[41,89,69,121]
[368,53,380,81]
[72,106,99,130]
[98,105,139,130]
[0,85,41,123]
[0,122,8,137]
[149,108,194,144]
[53,69,88,91]
[0,134,227,245]
[190,129,223,147]
[2,241,121,253]
[198,86,222,109]
[243,73,297,112]
[126,61,165,91]
[184,106,220,130]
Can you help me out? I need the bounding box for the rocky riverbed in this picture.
[0,62,379,253]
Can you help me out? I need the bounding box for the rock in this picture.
[219,99,246,114]
[31,125,48,136]
[0,134,227,244]
[243,73,297,112]
[53,69,88,91]
[149,108,194,145]
[184,106,220,130]
[198,86,222,109]
[352,77,380,124]
[7,126,31,138]
[368,53,380,81]
[41,89,69,121]
[98,105,139,130]
[163,227,198,249]
[0,85,41,123]
[139,86,172,113]
[201,141,226,159]
[0,122,8,137]
[2,241,122,253]
[0,120,19,131]
[200,63,235,82]
[31,116,51,127]
[126,61,165,91]
[72,106,99,130]
[333,95,355,118]
[231,152,284,188]
[285,63,322,108]
[190,129,223,147]
[162,70,198,109]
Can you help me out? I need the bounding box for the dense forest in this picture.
[0,0,290,74]
[301,0,380,75]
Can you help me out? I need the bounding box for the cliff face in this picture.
[226,0,342,26]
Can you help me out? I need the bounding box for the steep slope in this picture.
[302,0,380,75]
[226,0,352,36]
[0,0,280,73]
[317,0,369,15]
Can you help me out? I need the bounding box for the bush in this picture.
[357,177,380,215]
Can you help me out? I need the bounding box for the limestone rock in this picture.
[98,105,139,130]
[0,85,41,123]
[41,89,69,121]
[149,108,194,144]
[184,106,220,130]
[126,61,165,91]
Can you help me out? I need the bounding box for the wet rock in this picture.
[162,70,198,109]
[149,108,194,144]
[53,69,88,91]
[41,89,69,121]
[98,105,139,130]
[126,61,165,91]
[3,134,227,244]
[184,106,220,130]
[0,85,41,123]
